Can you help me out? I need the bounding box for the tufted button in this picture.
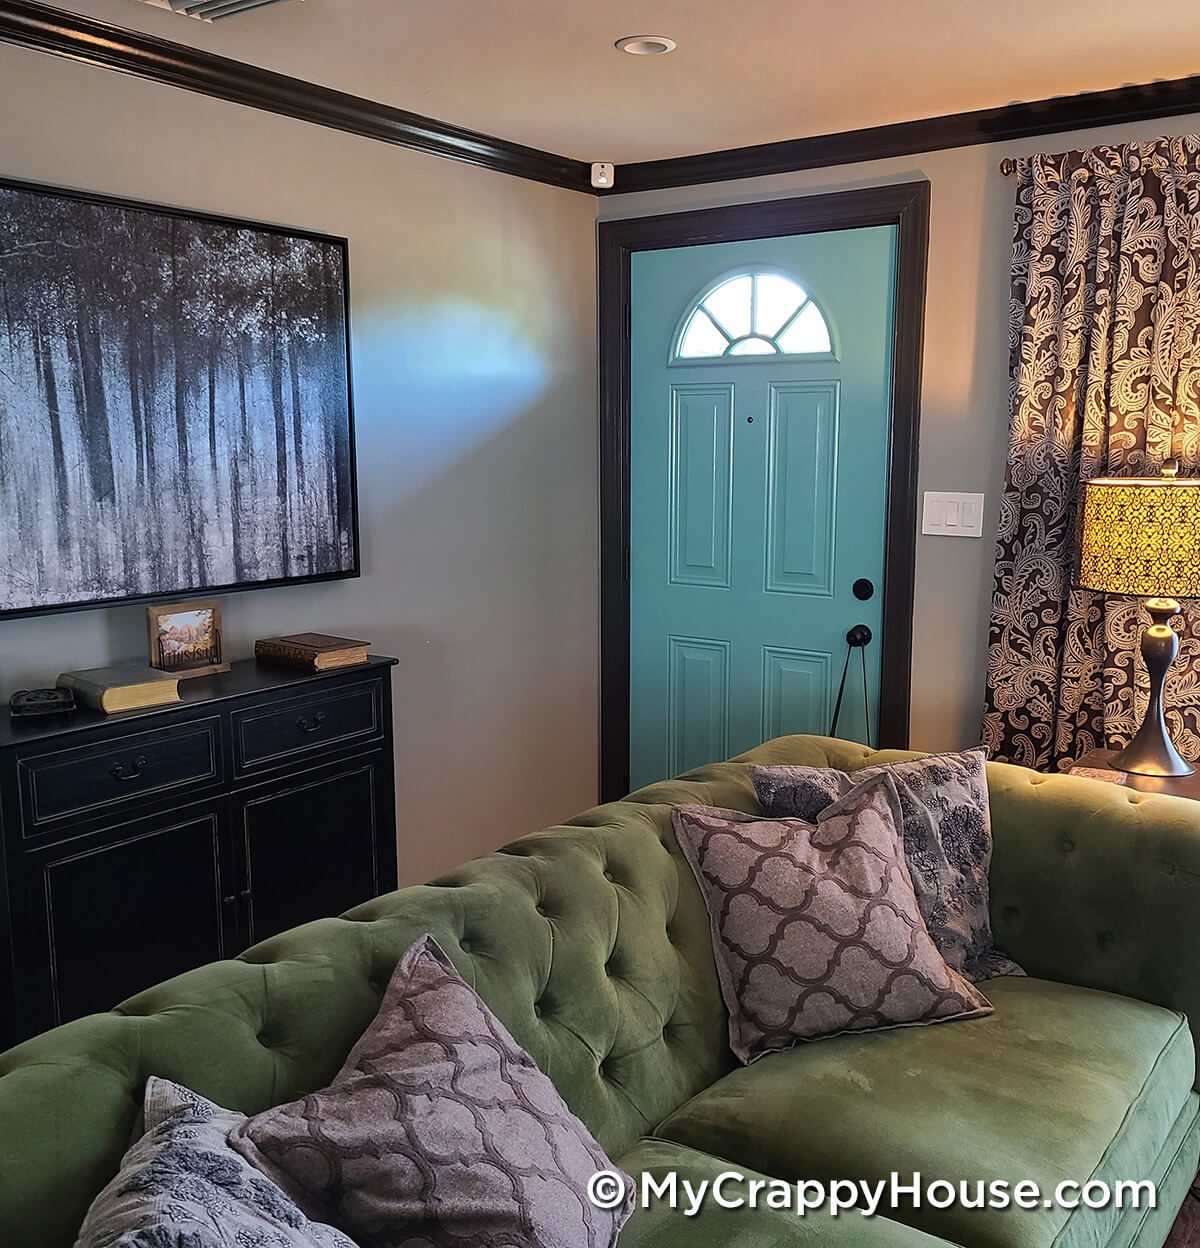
[533,1002,543,1018]
[257,1031,272,1048]
[1061,837,1075,853]
[1098,930,1115,947]
[535,904,548,918]
[460,939,473,953]
[603,870,616,883]
[1162,861,1178,877]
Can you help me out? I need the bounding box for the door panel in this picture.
[630,228,897,790]
[669,385,734,589]
[667,636,730,777]
[237,759,380,946]
[16,802,231,1032]
[765,382,838,595]
[761,645,832,741]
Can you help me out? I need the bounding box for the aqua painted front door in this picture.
[629,227,897,790]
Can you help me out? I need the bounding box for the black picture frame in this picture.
[0,173,361,621]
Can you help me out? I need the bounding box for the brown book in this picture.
[255,633,371,672]
[57,663,182,714]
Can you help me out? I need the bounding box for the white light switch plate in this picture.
[922,491,985,538]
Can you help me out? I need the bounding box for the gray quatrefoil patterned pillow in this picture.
[75,1077,355,1248]
[672,773,993,1062]
[752,749,1022,982]
[231,934,633,1248]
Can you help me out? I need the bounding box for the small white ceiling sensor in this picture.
[615,35,677,56]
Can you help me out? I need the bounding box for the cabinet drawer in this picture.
[233,679,383,774]
[17,718,222,832]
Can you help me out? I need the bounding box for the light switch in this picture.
[922,491,985,537]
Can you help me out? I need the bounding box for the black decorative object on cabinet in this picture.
[0,656,397,1048]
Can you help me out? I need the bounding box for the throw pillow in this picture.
[752,749,1022,981]
[75,1077,355,1248]
[230,934,633,1248]
[672,772,993,1063]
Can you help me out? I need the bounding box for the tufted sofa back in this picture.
[3,735,1200,1248]
[0,747,794,1248]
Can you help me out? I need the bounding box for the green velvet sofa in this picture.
[2,735,1198,1248]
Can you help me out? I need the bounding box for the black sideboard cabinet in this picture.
[0,656,397,1048]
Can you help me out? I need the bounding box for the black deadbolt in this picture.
[853,578,875,601]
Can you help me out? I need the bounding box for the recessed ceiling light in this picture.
[616,35,677,56]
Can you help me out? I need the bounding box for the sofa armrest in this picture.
[986,761,1200,1082]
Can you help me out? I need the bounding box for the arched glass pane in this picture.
[728,336,777,355]
[703,275,752,339]
[678,308,730,358]
[673,270,832,360]
[754,273,807,337]
[777,301,832,354]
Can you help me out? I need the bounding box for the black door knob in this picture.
[846,624,873,647]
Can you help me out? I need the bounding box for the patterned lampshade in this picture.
[1078,473,1200,599]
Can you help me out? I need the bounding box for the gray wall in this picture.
[600,111,1200,752]
[0,45,599,884]
[5,38,1200,875]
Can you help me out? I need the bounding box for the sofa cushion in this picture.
[615,1137,952,1248]
[232,934,632,1248]
[653,975,1194,1248]
[671,776,991,1061]
[1107,1093,1199,1248]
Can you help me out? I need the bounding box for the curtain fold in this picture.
[982,136,1200,770]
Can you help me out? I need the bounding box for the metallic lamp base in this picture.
[1111,598,1195,778]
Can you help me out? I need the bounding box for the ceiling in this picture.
[50,0,1200,164]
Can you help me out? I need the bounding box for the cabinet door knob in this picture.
[222,895,237,907]
[295,712,326,734]
[239,888,253,901]
[109,756,149,782]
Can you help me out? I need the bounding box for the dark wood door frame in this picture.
[598,182,931,802]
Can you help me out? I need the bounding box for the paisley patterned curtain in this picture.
[982,137,1200,770]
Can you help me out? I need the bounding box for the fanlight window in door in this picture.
[674,272,832,359]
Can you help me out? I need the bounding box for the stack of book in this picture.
[254,633,370,672]
[56,663,182,714]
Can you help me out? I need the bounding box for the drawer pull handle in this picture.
[296,712,326,734]
[222,895,237,907]
[109,756,149,782]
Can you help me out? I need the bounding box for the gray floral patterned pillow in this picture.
[231,934,633,1248]
[75,1078,355,1248]
[752,750,1022,982]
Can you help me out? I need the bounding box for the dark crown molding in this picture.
[0,0,594,194]
[4,1,1200,198]
[610,76,1200,193]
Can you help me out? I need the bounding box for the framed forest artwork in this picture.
[0,177,359,619]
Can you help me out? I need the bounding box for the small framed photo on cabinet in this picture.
[146,600,231,679]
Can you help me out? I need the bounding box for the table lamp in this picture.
[1077,459,1200,777]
